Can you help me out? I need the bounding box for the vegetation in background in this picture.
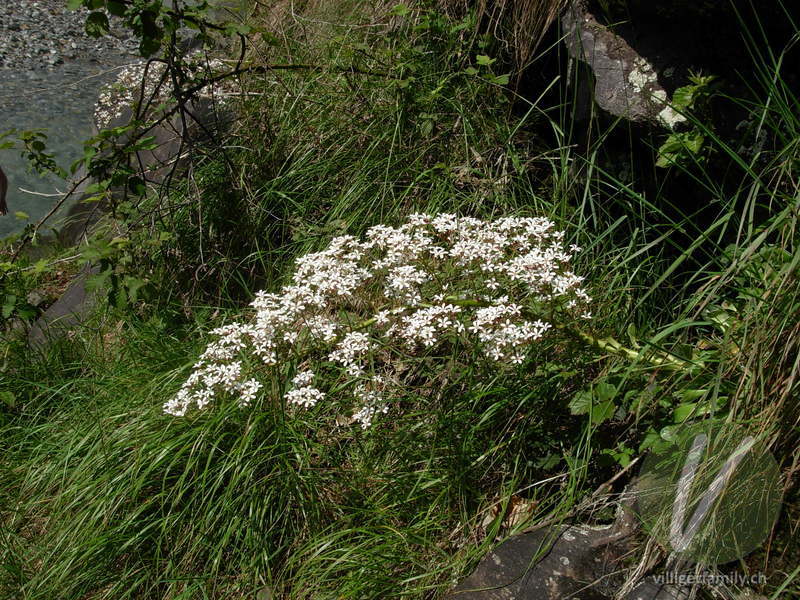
[1,1,798,598]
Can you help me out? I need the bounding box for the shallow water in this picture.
[0,61,128,238]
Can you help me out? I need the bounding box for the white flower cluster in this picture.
[94,53,234,129]
[285,371,325,409]
[165,213,591,427]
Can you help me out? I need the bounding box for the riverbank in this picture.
[0,0,138,238]
[0,0,137,71]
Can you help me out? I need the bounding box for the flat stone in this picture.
[447,524,689,600]
[27,263,103,349]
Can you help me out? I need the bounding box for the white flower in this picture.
[285,370,324,408]
[351,385,389,429]
[328,332,372,376]
[286,386,325,409]
[238,378,262,407]
[166,212,591,423]
[399,304,463,347]
[292,370,316,387]
[385,265,429,302]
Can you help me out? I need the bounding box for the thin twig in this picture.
[10,173,91,262]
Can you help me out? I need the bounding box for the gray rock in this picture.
[561,0,685,128]
[27,263,103,350]
[447,525,619,599]
[447,523,690,600]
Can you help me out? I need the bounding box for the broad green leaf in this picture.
[659,424,681,442]
[672,402,698,423]
[568,389,591,415]
[476,55,495,66]
[491,73,510,86]
[85,181,109,195]
[2,295,16,319]
[678,388,707,403]
[595,381,617,402]
[0,391,15,409]
[671,85,698,111]
[124,277,147,304]
[591,399,616,424]
[639,429,664,452]
[85,11,110,37]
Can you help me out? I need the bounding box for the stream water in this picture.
[0,0,247,240]
[0,61,127,238]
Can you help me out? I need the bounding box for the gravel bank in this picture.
[0,0,139,71]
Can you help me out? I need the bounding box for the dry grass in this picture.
[440,0,567,71]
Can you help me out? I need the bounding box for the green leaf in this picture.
[672,402,697,423]
[656,131,706,168]
[123,276,147,304]
[85,181,109,195]
[678,388,707,403]
[659,424,681,442]
[2,295,17,319]
[591,399,616,424]
[130,136,158,151]
[595,381,617,403]
[568,389,592,415]
[139,36,162,58]
[66,0,84,9]
[0,391,16,409]
[490,73,510,86]
[224,22,253,36]
[17,306,37,321]
[420,119,433,137]
[639,429,664,452]
[14,211,29,220]
[106,0,126,17]
[464,66,478,76]
[476,54,495,66]
[85,11,110,37]
[602,445,633,467]
[535,453,561,470]
[32,259,49,274]
[0,294,17,319]
[85,268,112,293]
[127,176,146,195]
